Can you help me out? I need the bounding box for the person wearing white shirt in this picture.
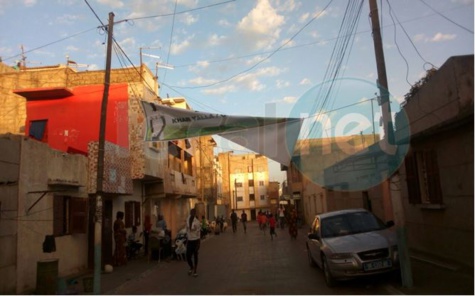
[186,208,201,277]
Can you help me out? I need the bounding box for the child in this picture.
[269,214,277,240]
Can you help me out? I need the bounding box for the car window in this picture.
[321,212,386,238]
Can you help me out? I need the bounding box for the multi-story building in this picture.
[217,152,270,221]
[0,62,214,293]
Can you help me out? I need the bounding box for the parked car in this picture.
[306,209,399,287]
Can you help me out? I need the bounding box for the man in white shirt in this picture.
[186,208,201,277]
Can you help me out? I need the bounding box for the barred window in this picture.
[125,201,141,228]
[405,150,443,205]
[53,196,87,236]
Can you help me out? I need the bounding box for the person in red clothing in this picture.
[261,212,268,232]
[268,213,277,240]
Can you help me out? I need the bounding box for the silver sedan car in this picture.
[306,209,399,287]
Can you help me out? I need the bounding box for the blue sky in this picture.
[0,0,473,182]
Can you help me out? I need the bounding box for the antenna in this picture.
[66,55,89,69]
[139,46,174,80]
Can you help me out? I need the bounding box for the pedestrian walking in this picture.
[261,212,268,232]
[186,208,201,277]
[269,213,277,240]
[230,210,238,233]
[287,208,298,239]
[241,210,248,233]
[278,205,286,229]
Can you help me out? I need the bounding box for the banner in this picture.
[141,101,302,165]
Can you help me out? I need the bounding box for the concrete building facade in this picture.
[0,62,215,293]
[217,152,270,221]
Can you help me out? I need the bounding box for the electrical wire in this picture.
[129,0,235,21]
[306,0,364,139]
[162,0,178,84]
[419,0,474,34]
[386,0,432,65]
[386,1,412,87]
[169,0,335,90]
[1,27,97,62]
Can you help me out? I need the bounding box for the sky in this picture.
[0,0,473,183]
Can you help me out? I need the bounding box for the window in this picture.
[29,119,48,141]
[237,196,243,202]
[125,201,141,228]
[53,196,87,236]
[248,179,254,187]
[405,150,443,205]
[235,182,243,188]
[259,180,264,186]
[260,195,265,201]
[249,194,255,201]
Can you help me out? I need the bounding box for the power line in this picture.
[419,0,474,34]
[306,0,364,139]
[386,0,432,65]
[2,27,97,62]
[128,0,236,21]
[169,0,335,90]
[162,0,178,84]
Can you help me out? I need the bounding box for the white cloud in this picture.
[170,35,194,55]
[66,45,79,52]
[196,60,210,69]
[413,34,425,42]
[245,55,267,66]
[413,33,457,43]
[180,12,198,25]
[189,76,218,86]
[218,19,232,27]
[208,34,227,47]
[273,0,300,12]
[56,14,82,25]
[431,32,456,42]
[202,85,236,95]
[276,79,290,88]
[97,0,124,9]
[299,78,311,85]
[299,12,310,23]
[118,37,136,50]
[282,96,297,103]
[177,0,198,8]
[236,0,285,51]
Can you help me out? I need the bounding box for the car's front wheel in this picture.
[322,255,337,287]
[307,245,316,267]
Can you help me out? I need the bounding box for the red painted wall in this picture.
[25,84,129,154]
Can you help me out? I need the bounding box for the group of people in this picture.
[113,206,300,278]
[256,206,299,240]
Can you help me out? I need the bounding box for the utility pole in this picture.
[94,11,114,295]
[368,0,413,288]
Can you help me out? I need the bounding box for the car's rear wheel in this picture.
[322,255,337,287]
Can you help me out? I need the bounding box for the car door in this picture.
[307,216,324,268]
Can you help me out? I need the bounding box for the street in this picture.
[106,221,398,295]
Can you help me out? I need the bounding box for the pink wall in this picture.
[25,84,129,154]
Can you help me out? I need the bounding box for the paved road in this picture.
[108,221,397,295]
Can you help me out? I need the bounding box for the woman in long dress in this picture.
[287,208,298,239]
[113,211,127,266]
